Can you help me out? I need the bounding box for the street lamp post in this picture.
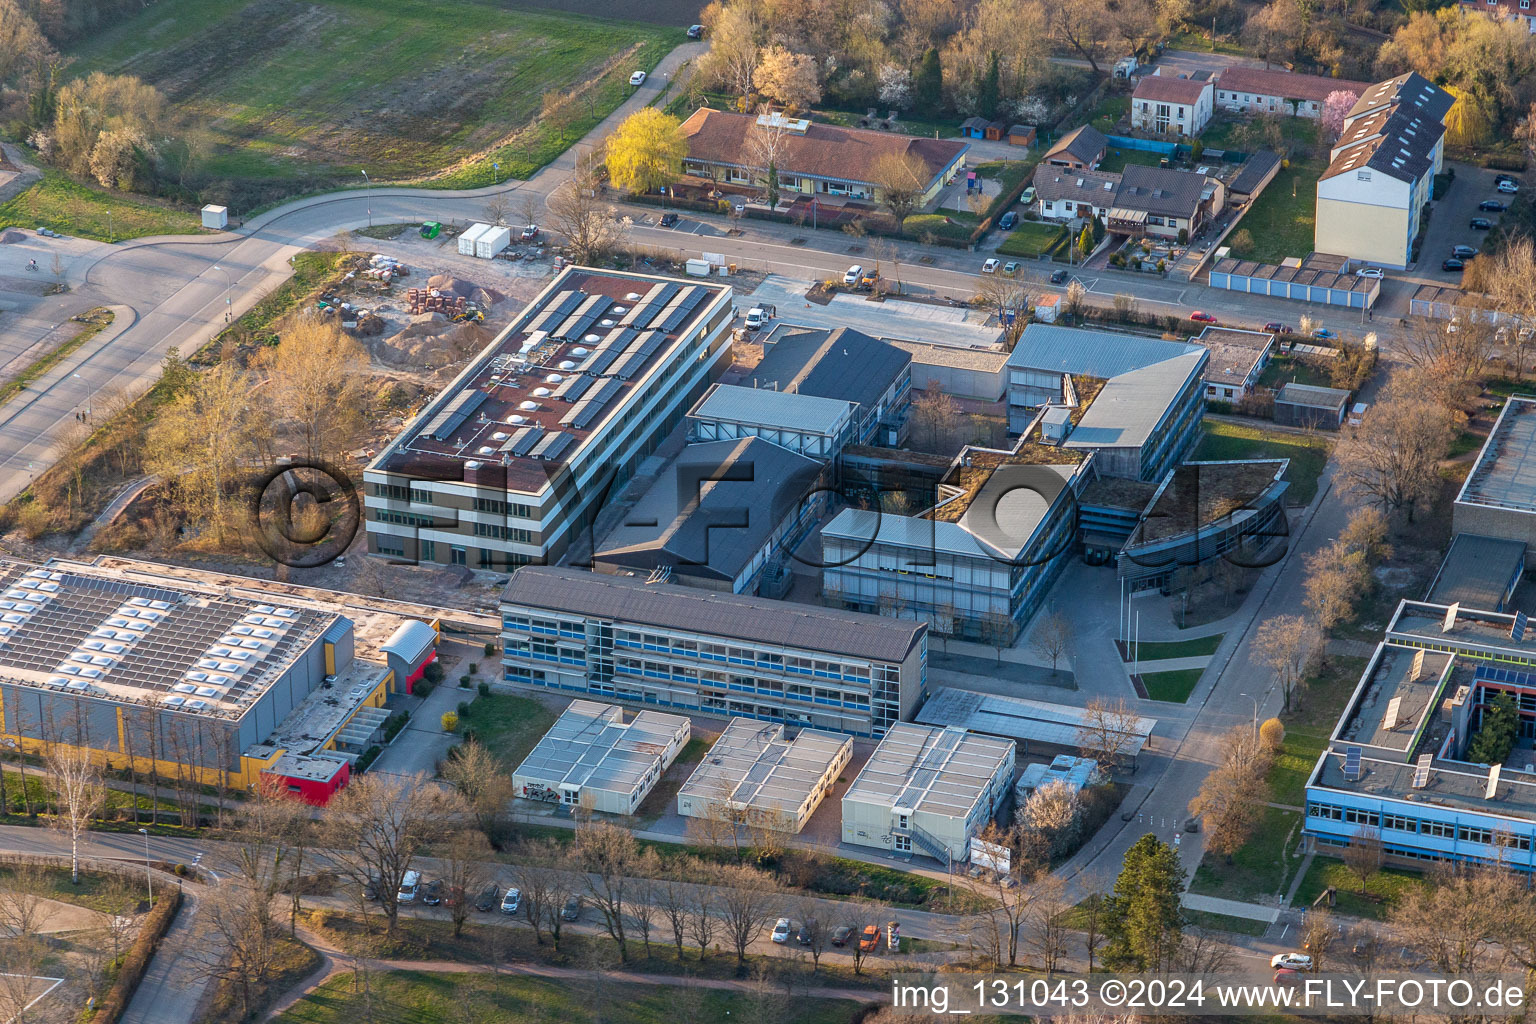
[137,827,152,904]
[1239,693,1260,737]
[212,263,232,323]
[361,169,372,227]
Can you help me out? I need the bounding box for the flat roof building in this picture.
[678,718,852,833]
[1454,396,1536,553]
[1426,534,1527,613]
[501,566,927,736]
[755,325,913,447]
[688,383,857,459]
[513,699,690,815]
[842,723,1015,863]
[1192,326,1275,401]
[364,267,736,569]
[914,687,1155,762]
[1274,382,1351,430]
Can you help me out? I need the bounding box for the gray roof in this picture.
[1349,71,1454,122]
[843,722,1014,820]
[1426,534,1527,611]
[502,566,926,663]
[1325,104,1444,184]
[1230,150,1282,196]
[513,699,689,797]
[679,718,851,819]
[1458,396,1536,512]
[1006,324,1203,378]
[1032,165,1121,205]
[1064,351,1206,451]
[1114,164,1212,218]
[1043,125,1108,165]
[691,383,855,438]
[593,437,822,583]
[754,326,911,416]
[1276,382,1350,411]
[915,687,1155,756]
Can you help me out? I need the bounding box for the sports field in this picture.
[67,0,676,208]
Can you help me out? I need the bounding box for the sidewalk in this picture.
[1183,892,1280,924]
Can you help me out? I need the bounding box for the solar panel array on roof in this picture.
[555,293,610,341]
[501,426,546,457]
[530,431,577,462]
[610,331,670,380]
[1412,752,1432,788]
[1514,611,1528,643]
[1344,746,1362,781]
[624,283,679,327]
[1382,695,1402,731]
[424,390,489,442]
[562,378,624,430]
[525,290,586,334]
[654,286,706,333]
[552,374,596,403]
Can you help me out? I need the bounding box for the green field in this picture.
[1140,667,1205,702]
[998,221,1066,257]
[1226,157,1325,264]
[67,0,674,210]
[465,693,558,769]
[1098,148,1167,174]
[1193,419,1332,505]
[0,168,202,241]
[1291,858,1428,921]
[1184,908,1270,936]
[276,971,862,1024]
[1192,806,1304,902]
[1123,632,1224,661]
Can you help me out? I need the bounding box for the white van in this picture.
[397,869,421,904]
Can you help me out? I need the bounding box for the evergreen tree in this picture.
[1077,224,1094,259]
[978,52,1001,119]
[914,49,943,115]
[1103,834,1185,971]
[1468,692,1520,766]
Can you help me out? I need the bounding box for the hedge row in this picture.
[92,888,184,1023]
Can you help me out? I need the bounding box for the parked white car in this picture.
[1355,266,1383,278]
[843,264,864,286]
[981,258,1000,274]
[629,71,647,87]
[771,917,792,944]
[1497,179,1519,193]
[396,870,421,904]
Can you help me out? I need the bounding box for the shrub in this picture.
[423,660,445,684]
[383,711,410,742]
[414,679,434,699]
[484,641,497,656]
[457,700,471,719]
[355,744,383,772]
[1229,228,1255,253]
[1177,228,1188,245]
[459,674,472,688]
[441,711,459,732]
[1260,717,1285,750]
[93,889,183,1024]
[478,681,491,697]
[1156,258,1166,272]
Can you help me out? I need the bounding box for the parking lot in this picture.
[1418,161,1517,279]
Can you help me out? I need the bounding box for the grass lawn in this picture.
[0,167,202,241]
[907,211,978,242]
[1267,726,1328,807]
[1099,148,1167,174]
[1291,858,1428,920]
[1193,419,1332,505]
[68,0,673,209]
[1258,354,1333,391]
[1227,158,1325,264]
[1088,95,1130,134]
[464,693,558,769]
[1184,908,1271,936]
[1192,807,1304,901]
[276,970,862,1024]
[1140,667,1205,702]
[1165,30,1251,55]
[1123,632,1224,661]
[998,221,1066,257]
[0,864,155,914]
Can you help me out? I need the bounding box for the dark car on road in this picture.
[561,896,583,921]
[798,920,817,945]
[687,23,703,38]
[421,880,444,906]
[363,875,382,902]
[998,210,1018,230]
[831,925,854,947]
[1049,269,1069,284]
[1480,200,1507,212]
[474,883,500,913]
[1471,217,1492,230]
[1443,257,1466,271]
[1263,321,1292,334]
[659,212,680,228]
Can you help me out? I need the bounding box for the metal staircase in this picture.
[894,819,951,866]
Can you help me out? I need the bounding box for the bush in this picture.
[484,641,497,656]
[477,681,491,697]
[457,700,471,719]
[1177,228,1188,245]
[383,711,410,743]
[468,663,478,675]
[441,711,459,732]
[459,674,472,688]
[1260,717,1285,750]
[355,745,383,772]
[414,679,434,699]
[1156,258,1166,272]
[423,660,445,684]
[93,888,183,1024]
[1229,228,1255,253]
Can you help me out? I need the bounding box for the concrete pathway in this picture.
[1183,892,1281,924]
[1124,655,1212,673]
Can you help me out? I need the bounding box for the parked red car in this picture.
[1189,311,1219,323]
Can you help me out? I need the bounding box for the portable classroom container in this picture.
[458,223,491,256]
[475,225,512,259]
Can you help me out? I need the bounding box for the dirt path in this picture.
[260,924,878,1021]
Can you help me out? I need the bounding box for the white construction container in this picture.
[458,223,490,256]
[475,225,512,259]
[684,258,712,278]
[201,205,228,229]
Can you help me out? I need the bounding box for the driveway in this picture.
[1413,161,1507,280]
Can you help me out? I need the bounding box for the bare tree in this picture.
[198,877,286,1020]
[686,885,719,961]
[1080,881,1110,972]
[576,820,639,961]
[484,195,510,226]
[510,838,563,946]
[1252,614,1321,710]
[42,744,104,884]
[1301,906,1337,971]
[794,896,829,971]
[715,863,779,964]
[869,152,930,235]
[1024,872,1072,974]
[1392,864,1518,975]
[744,109,792,208]
[541,867,581,952]
[910,381,963,452]
[839,898,890,974]
[324,772,460,936]
[1077,697,1141,770]
[547,166,624,264]
[1030,611,1075,672]
[0,934,48,1024]
[1019,780,1083,860]
[441,739,513,840]
[629,860,663,958]
[1188,727,1273,863]
[442,828,491,938]
[1340,825,1383,895]
[0,861,49,940]
[655,870,694,960]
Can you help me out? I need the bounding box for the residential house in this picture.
[1214,67,1370,119]
[1455,0,1536,32]
[678,108,968,204]
[1108,164,1226,239]
[1041,125,1108,170]
[1032,166,1122,221]
[1315,72,1453,269]
[1131,71,1214,137]
[1192,326,1275,402]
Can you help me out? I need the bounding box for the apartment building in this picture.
[363,268,737,569]
[1131,71,1214,136]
